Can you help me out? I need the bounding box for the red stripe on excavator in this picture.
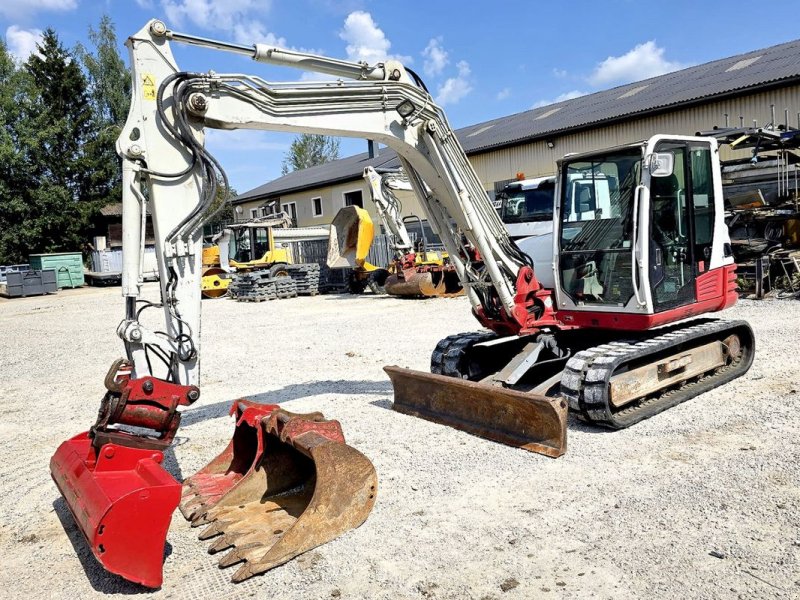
[556,265,738,331]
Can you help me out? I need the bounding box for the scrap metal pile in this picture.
[699,119,800,298]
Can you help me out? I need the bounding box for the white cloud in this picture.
[338,10,410,64]
[435,60,472,106]
[5,26,43,63]
[135,0,154,8]
[422,37,448,77]
[496,87,511,101]
[531,90,587,109]
[0,0,76,19]
[161,0,285,47]
[589,41,688,86]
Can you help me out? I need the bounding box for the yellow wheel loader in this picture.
[201,214,295,298]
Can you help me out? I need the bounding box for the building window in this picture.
[312,197,323,217]
[250,208,258,219]
[343,189,363,208]
[282,202,298,226]
[260,207,269,217]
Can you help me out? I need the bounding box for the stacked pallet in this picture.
[286,264,321,296]
[228,271,277,302]
[275,276,298,299]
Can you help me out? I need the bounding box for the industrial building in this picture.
[232,38,800,228]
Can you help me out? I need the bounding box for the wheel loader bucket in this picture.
[49,433,181,588]
[327,206,374,269]
[183,403,378,583]
[385,366,568,458]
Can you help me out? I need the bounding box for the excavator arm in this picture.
[116,20,540,334]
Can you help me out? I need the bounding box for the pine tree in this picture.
[0,29,97,263]
[281,134,340,175]
[76,15,131,206]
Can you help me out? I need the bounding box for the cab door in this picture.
[648,140,716,312]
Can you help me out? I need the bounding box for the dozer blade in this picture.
[50,433,181,588]
[186,405,377,583]
[385,366,568,458]
[327,206,374,269]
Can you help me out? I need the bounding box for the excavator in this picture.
[328,167,463,297]
[50,20,754,589]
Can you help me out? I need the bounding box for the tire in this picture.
[269,263,290,278]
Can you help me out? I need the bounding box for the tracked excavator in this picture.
[49,19,754,588]
[328,167,463,297]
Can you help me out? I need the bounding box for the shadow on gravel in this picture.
[52,496,166,594]
[180,379,394,427]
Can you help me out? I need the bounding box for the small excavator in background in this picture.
[50,20,754,590]
[328,167,463,297]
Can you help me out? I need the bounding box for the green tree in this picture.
[0,19,131,265]
[0,42,36,264]
[281,133,340,175]
[0,29,99,263]
[75,15,131,207]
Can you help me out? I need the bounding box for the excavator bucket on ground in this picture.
[327,206,374,269]
[181,400,378,583]
[50,434,181,588]
[385,366,568,458]
[49,360,199,588]
[384,266,463,298]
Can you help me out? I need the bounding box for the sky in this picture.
[3,0,800,194]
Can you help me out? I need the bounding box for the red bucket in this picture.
[50,432,181,588]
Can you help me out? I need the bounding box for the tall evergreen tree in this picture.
[76,15,131,206]
[0,41,36,264]
[0,19,132,264]
[281,134,340,175]
[0,29,97,263]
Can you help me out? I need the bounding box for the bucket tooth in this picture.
[180,400,278,520]
[208,532,243,554]
[184,406,377,582]
[198,520,228,540]
[385,365,568,458]
[218,548,246,568]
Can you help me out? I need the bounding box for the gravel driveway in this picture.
[0,285,797,599]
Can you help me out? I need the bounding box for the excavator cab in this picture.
[554,135,739,326]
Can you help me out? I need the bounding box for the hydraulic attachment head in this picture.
[49,360,201,588]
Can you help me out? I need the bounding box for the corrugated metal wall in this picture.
[470,85,800,188]
[236,84,800,224]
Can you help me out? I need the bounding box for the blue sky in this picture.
[3,0,799,194]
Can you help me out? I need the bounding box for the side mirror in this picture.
[649,152,675,177]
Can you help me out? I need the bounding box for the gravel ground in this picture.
[0,285,798,600]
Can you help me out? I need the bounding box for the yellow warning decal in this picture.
[142,73,156,101]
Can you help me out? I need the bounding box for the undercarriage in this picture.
[424,319,755,429]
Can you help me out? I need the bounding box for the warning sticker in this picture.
[142,73,156,101]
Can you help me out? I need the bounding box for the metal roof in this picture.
[235,150,401,203]
[236,37,800,203]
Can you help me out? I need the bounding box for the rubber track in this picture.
[560,319,755,429]
[430,331,497,377]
